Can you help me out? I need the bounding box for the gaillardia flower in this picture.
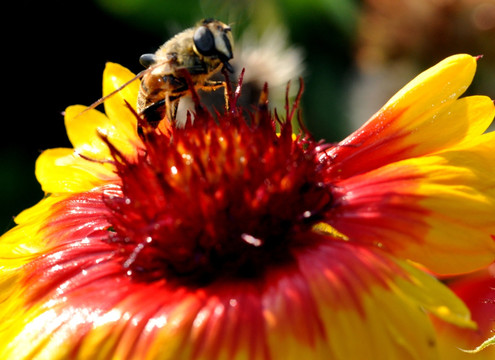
[1,54,494,359]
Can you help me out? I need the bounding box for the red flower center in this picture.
[104,77,333,284]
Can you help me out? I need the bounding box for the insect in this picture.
[85,19,234,128]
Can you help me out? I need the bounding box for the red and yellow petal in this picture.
[327,130,495,275]
[265,241,474,360]
[324,54,495,180]
[0,193,73,271]
[0,193,78,344]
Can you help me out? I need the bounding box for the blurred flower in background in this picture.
[356,0,495,66]
[350,0,495,130]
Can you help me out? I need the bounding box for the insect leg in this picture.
[141,99,166,128]
[140,94,182,128]
[202,80,225,91]
[202,80,229,111]
[165,95,180,124]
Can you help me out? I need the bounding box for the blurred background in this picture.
[1,0,494,231]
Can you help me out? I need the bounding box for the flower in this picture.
[1,54,494,359]
[356,0,495,67]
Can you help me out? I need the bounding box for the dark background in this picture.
[1,1,162,232]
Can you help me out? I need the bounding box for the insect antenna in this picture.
[75,61,163,118]
[76,69,147,118]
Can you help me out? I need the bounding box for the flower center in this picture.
[104,83,333,284]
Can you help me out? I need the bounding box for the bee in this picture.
[85,19,234,128]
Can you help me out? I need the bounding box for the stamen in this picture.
[241,233,264,247]
[102,71,334,283]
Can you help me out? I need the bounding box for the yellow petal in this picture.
[65,105,140,160]
[399,95,495,157]
[0,196,74,346]
[414,131,495,274]
[64,105,112,160]
[0,301,79,360]
[101,62,141,146]
[327,54,493,180]
[381,54,477,125]
[0,272,29,348]
[0,195,62,269]
[394,261,475,329]
[36,148,117,194]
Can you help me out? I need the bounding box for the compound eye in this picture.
[139,54,156,68]
[193,26,215,56]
